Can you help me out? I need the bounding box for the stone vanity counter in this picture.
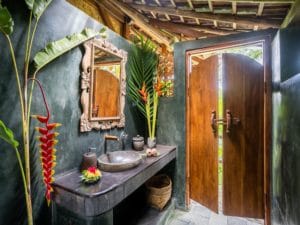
[52,145,176,218]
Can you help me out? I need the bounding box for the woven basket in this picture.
[145,174,172,211]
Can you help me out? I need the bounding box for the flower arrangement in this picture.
[81,166,102,184]
[127,36,170,145]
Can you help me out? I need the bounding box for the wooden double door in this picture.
[189,53,264,219]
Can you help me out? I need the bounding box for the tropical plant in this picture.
[0,1,106,224]
[127,36,167,140]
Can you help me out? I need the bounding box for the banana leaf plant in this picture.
[127,36,166,140]
[0,1,106,224]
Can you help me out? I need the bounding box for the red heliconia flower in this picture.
[32,115,49,123]
[139,82,148,103]
[35,127,48,135]
[29,79,61,206]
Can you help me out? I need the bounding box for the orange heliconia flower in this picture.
[154,79,164,96]
[138,82,148,103]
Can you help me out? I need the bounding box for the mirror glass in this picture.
[91,47,122,119]
[80,38,127,132]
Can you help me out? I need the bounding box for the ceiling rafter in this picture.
[232,2,237,29]
[184,0,294,3]
[130,3,280,28]
[102,0,172,49]
[149,18,217,38]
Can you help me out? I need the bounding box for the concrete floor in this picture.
[167,200,264,225]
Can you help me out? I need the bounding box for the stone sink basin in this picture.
[98,150,143,172]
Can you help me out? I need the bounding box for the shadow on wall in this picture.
[272,74,300,225]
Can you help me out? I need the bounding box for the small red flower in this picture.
[87,166,97,174]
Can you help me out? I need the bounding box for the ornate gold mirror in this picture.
[80,38,127,132]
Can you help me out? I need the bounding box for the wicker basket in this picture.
[145,174,172,211]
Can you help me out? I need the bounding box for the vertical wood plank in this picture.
[189,55,219,213]
[222,53,264,218]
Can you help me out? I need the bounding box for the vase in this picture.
[147,137,156,148]
[132,135,145,151]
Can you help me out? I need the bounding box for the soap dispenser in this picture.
[80,147,97,172]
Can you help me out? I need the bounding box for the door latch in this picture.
[211,110,240,133]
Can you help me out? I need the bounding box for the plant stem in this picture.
[5,35,25,131]
[26,19,39,125]
[14,147,33,225]
[146,99,152,138]
[27,71,38,124]
[5,34,33,225]
[151,92,158,138]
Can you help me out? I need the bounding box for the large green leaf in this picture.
[24,0,52,19]
[33,27,106,72]
[0,4,14,35]
[0,120,19,148]
[127,35,158,118]
[24,0,34,10]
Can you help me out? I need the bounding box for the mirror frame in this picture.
[80,38,127,132]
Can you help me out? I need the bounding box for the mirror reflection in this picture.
[91,47,122,119]
[80,38,127,132]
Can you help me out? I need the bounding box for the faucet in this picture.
[104,132,128,154]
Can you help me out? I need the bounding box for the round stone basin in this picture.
[98,150,142,172]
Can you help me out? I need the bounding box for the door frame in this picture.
[185,34,272,225]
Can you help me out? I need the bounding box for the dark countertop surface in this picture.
[52,145,176,216]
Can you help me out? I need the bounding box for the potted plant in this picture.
[127,36,169,148]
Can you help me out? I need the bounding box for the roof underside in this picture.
[69,0,295,50]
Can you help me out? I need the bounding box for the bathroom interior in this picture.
[0,0,300,225]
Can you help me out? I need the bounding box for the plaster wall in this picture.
[0,0,142,224]
[271,27,300,225]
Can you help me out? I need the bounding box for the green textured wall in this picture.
[271,27,300,225]
[0,0,142,224]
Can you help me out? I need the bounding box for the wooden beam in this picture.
[208,0,214,12]
[257,2,265,15]
[122,17,131,39]
[149,18,217,38]
[281,0,300,28]
[183,0,294,3]
[177,23,237,35]
[232,2,237,29]
[187,0,194,9]
[232,2,237,14]
[100,0,171,49]
[94,0,125,23]
[154,0,161,6]
[130,4,281,28]
[97,5,117,32]
[169,0,177,7]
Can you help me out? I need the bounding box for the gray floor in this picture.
[167,200,264,225]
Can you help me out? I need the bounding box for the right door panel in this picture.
[222,53,264,218]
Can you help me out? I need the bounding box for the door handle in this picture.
[211,110,217,133]
[211,109,240,133]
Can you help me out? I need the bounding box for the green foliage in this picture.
[0,4,14,35]
[0,120,19,148]
[127,36,158,118]
[25,0,52,19]
[33,27,106,72]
